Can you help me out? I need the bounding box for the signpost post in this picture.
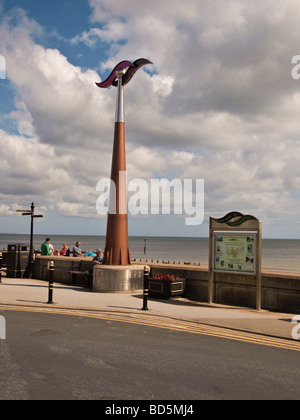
[16,202,44,278]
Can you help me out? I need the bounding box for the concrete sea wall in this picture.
[32,256,300,314]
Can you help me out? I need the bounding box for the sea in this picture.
[1,233,300,273]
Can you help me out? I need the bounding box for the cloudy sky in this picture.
[0,0,300,238]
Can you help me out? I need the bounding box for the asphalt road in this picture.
[1,309,300,401]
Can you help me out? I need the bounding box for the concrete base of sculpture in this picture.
[93,264,144,293]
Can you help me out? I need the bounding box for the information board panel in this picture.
[213,232,257,274]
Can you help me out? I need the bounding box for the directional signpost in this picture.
[16,202,43,278]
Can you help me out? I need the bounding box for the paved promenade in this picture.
[1,276,299,343]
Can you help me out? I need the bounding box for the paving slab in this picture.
[0,277,298,342]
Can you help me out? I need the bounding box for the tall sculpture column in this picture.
[104,68,129,265]
[96,59,152,265]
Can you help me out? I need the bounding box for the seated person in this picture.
[60,243,70,256]
[92,249,103,265]
[88,249,103,281]
[85,251,96,258]
[73,241,83,257]
[41,238,50,256]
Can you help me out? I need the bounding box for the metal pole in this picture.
[17,203,43,279]
[142,265,150,311]
[256,223,262,311]
[28,202,34,279]
[47,261,54,304]
[23,202,34,279]
[208,223,214,304]
[115,68,125,123]
[0,252,2,284]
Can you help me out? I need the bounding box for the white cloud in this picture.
[1,1,300,236]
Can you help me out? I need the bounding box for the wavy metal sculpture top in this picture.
[211,211,259,227]
[96,58,152,89]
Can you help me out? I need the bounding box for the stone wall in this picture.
[34,255,83,285]
[33,256,300,314]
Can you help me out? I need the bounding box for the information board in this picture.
[213,233,257,274]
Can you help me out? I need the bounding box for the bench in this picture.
[69,260,93,288]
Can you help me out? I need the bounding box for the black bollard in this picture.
[0,252,2,284]
[142,265,150,311]
[47,261,54,304]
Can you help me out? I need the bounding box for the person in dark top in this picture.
[60,243,70,256]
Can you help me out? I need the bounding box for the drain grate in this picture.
[30,329,67,337]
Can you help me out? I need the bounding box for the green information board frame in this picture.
[209,212,262,310]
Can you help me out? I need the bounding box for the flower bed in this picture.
[148,273,186,299]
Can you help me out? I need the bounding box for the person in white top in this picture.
[49,243,54,255]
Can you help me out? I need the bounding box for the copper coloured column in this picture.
[104,70,130,264]
[103,125,130,264]
[96,59,152,266]
[103,69,130,265]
